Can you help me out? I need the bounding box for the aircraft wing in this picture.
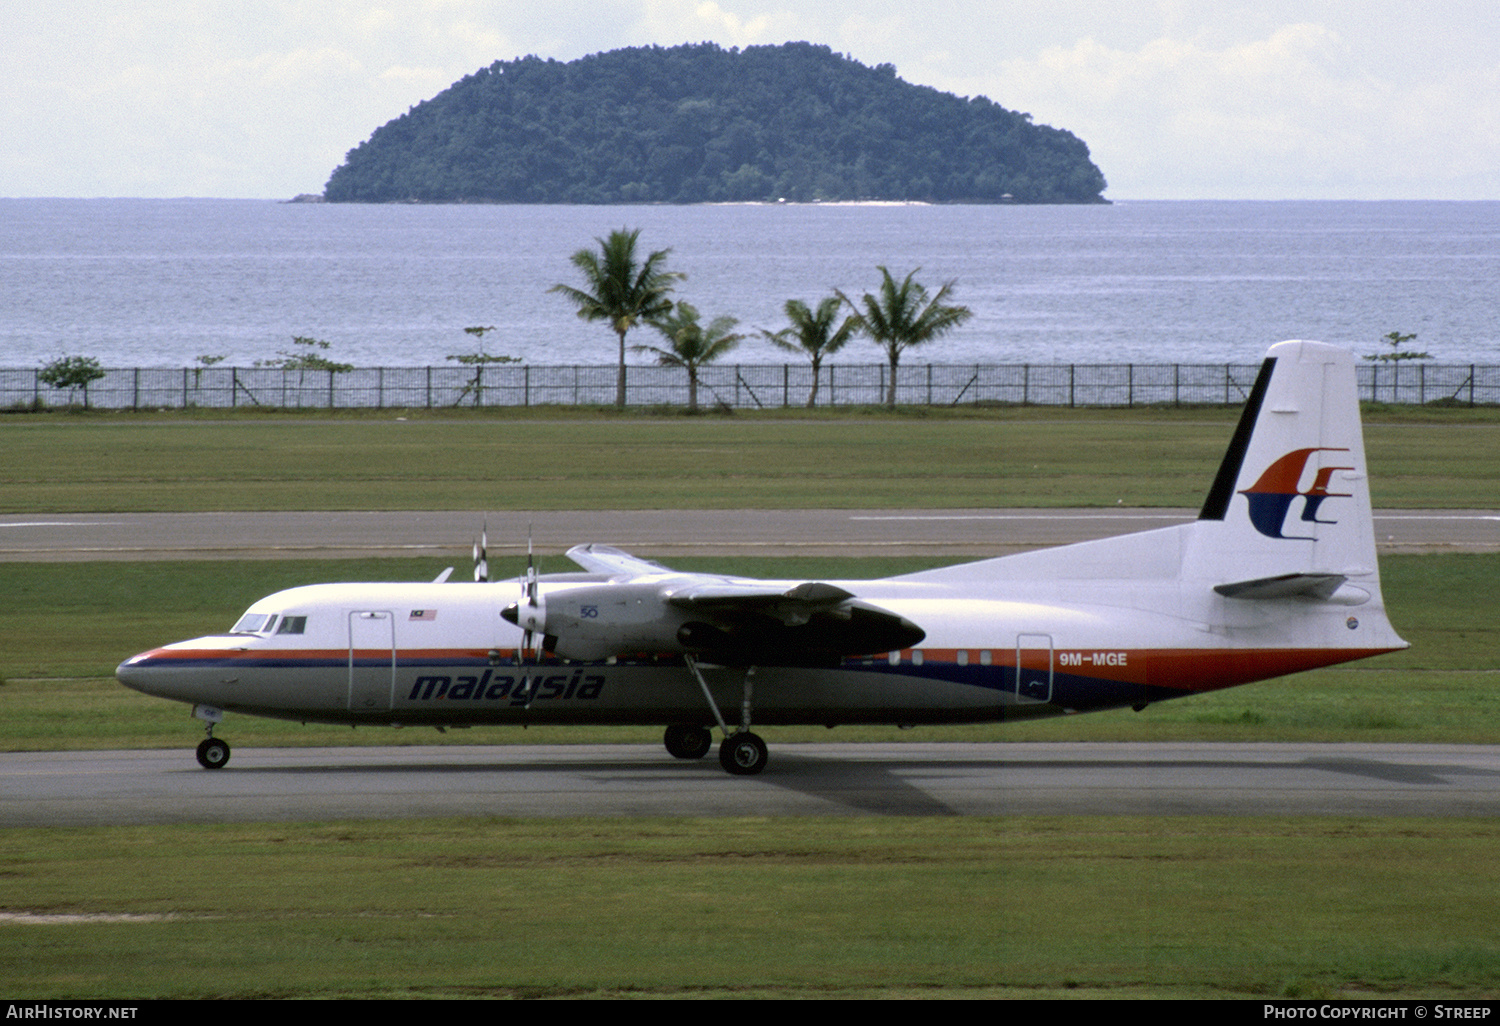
[664,580,854,611]
[565,543,671,576]
[539,545,923,664]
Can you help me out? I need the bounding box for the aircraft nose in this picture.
[116,649,171,698]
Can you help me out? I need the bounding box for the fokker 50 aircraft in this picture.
[118,341,1406,775]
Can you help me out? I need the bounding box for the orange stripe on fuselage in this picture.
[132,645,1399,693]
[880,646,1397,693]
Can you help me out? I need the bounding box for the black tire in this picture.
[718,732,767,776]
[196,738,230,770]
[664,724,712,760]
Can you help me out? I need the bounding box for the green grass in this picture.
[2,817,1496,999]
[2,410,1496,1000]
[3,407,1498,510]
[1,553,1495,750]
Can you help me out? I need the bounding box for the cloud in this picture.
[836,11,909,56]
[937,23,1500,198]
[4,2,1495,198]
[638,0,797,48]
[239,47,368,89]
[0,1,531,196]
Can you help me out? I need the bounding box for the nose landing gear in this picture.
[192,704,230,769]
[196,737,230,769]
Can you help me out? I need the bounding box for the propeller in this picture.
[514,528,542,706]
[473,521,489,582]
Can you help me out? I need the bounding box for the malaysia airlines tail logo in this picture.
[1239,447,1354,540]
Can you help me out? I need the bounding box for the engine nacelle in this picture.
[502,575,926,665]
[507,583,691,661]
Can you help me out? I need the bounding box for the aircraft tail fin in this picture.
[896,342,1399,633]
[1186,340,1380,592]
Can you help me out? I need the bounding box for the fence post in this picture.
[1069,365,1075,408]
[1173,363,1180,407]
[1128,364,1134,408]
[926,364,933,405]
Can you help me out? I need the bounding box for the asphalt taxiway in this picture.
[2,508,1497,560]
[4,742,1497,826]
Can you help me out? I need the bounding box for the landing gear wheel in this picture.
[196,738,230,770]
[664,724,712,760]
[718,732,767,776]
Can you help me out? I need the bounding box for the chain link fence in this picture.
[4,361,1496,410]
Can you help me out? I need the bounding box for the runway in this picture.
[4,742,1496,826]
[3,508,1498,560]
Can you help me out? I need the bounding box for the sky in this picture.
[3,0,1497,200]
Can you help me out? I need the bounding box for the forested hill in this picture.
[322,43,1108,204]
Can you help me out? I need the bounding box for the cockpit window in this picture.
[229,613,276,635]
[275,616,307,635]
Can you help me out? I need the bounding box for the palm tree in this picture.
[760,296,857,408]
[840,267,973,407]
[550,228,683,407]
[633,301,745,412]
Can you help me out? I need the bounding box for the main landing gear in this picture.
[717,731,767,775]
[678,657,770,776]
[663,724,712,760]
[663,723,767,775]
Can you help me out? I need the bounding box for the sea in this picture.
[1,198,1497,369]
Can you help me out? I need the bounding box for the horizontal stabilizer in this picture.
[1214,573,1348,600]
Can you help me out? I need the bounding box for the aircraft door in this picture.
[1014,633,1054,703]
[348,610,396,712]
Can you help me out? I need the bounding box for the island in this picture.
[323,42,1108,205]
